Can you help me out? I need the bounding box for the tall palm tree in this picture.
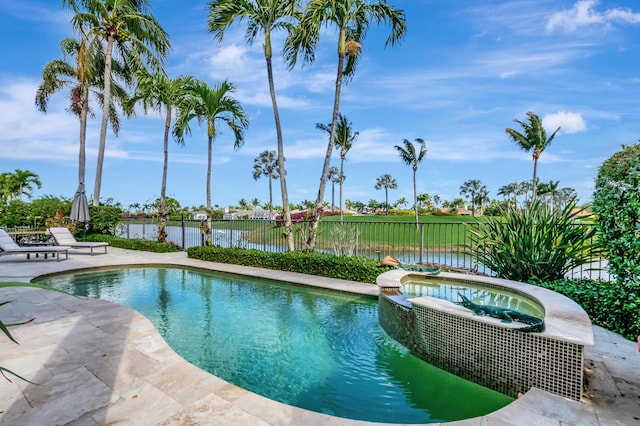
[285,0,406,250]
[317,113,358,222]
[36,37,128,191]
[128,71,191,242]
[63,0,170,206]
[252,149,280,220]
[394,138,426,228]
[375,174,397,214]
[460,179,482,217]
[505,111,560,202]
[173,79,249,245]
[208,0,300,251]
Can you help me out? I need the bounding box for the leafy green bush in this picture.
[468,200,600,281]
[86,205,123,234]
[188,246,382,283]
[537,278,639,341]
[82,234,182,253]
[592,143,640,284]
[0,197,71,228]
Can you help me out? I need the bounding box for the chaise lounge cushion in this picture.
[0,229,70,261]
[48,227,109,255]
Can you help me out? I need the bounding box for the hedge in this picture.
[187,246,383,283]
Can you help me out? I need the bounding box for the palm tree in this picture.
[375,174,397,214]
[473,185,489,216]
[460,179,482,217]
[63,0,170,206]
[285,0,406,250]
[433,194,441,209]
[326,166,340,212]
[208,0,300,251]
[36,37,129,191]
[497,183,514,212]
[252,149,280,220]
[251,197,260,210]
[128,71,191,242]
[506,111,560,202]
[394,138,426,227]
[13,170,42,200]
[0,170,41,202]
[393,196,407,209]
[519,180,534,206]
[417,193,431,211]
[316,113,358,222]
[173,79,249,245]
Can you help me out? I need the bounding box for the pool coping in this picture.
[0,248,627,425]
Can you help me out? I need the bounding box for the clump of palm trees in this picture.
[0,170,41,204]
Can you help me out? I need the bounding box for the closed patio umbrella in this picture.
[70,182,90,222]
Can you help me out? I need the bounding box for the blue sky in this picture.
[1,0,639,210]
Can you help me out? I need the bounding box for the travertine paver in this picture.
[0,248,638,425]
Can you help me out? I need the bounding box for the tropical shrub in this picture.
[0,197,71,228]
[86,205,124,234]
[592,143,640,284]
[188,246,382,283]
[468,200,600,281]
[537,278,639,341]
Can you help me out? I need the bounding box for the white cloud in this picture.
[543,111,587,134]
[546,0,640,33]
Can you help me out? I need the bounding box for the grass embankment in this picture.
[208,214,483,252]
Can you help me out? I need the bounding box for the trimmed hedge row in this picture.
[536,278,639,341]
[187,246,383,283]
[81,234,182,253]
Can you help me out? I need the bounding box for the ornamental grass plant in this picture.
[468,200,601,282]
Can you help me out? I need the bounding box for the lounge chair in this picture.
[48,227,109,255]
[0,229,70,262]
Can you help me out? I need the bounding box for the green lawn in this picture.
[183,214,483,252]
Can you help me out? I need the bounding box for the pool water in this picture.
[402,278,544,318]
[37,268,513,423]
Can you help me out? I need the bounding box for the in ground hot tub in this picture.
[377,269,594,401]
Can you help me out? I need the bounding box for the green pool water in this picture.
[37,267,513,424]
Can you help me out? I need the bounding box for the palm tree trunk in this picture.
[306,46,346,250]
[93,36,114,207]
[413,169,418,229]
[265,44,294,251]
[268,174,273,221]
[331,182,335,212]
[339,156,345,224]
[205,129,213,245]
[385,188,389,213]
[532,156,539,202]
[158,108,171,243]
[79,84,89,186]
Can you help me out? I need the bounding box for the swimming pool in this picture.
[36,267,513,423]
